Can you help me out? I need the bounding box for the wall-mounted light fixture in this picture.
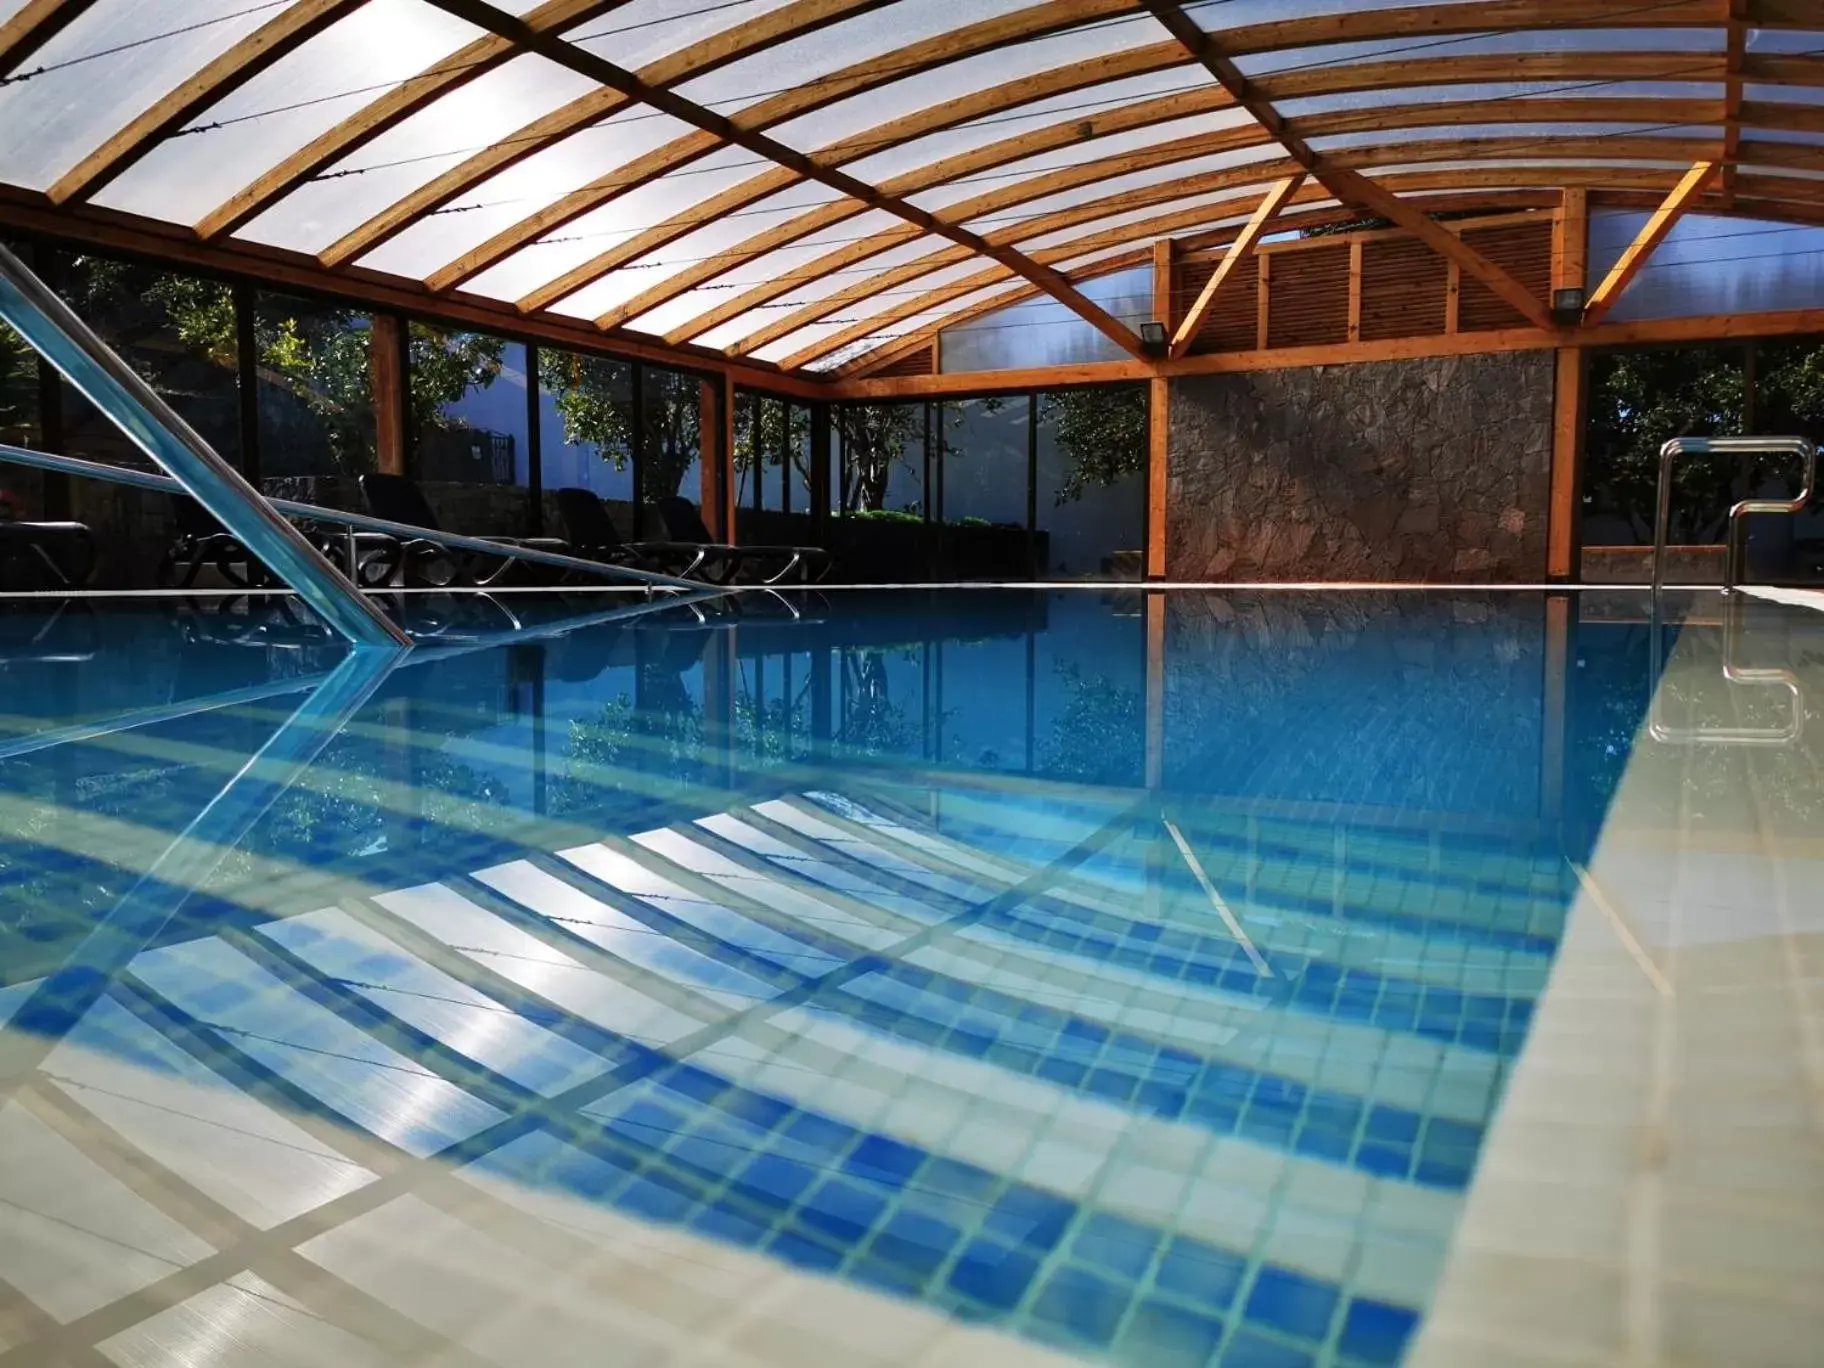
[1139,320,1168,355]
[1551,287,1587,328]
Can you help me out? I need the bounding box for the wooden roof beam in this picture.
[419,0,1147,360]
[1722,0,1748,206]
[1140,0,1554,331]
[0,0,101,78]
[1583,160,1719,326]
[49,0,372,206]
[415,0,1142,293]
[1169,174,1302,359]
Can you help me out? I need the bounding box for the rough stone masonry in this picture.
[1165,350,1554,582]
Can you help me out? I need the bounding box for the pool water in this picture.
[0,589,1673,1367]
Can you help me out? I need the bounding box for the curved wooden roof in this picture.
[1,0,1818,379]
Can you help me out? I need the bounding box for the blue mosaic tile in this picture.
[1030,1265,1129,1347]
[1071,1211,1161,1280]
[1123,1298,1226,1368]
[947,1238,1041,1311]
[1223,1328,1317,1368]
[1244,1268,1341,1342]
[1154,1236,1247,1311]
[1338,1297,1421,1365]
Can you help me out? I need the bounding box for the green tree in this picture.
[540,352,702,501]
[836,402,921,512]
[1,320,33,445]
[735,392,810,505]
[1040,385,1147,504]
[1585,345,1748,542]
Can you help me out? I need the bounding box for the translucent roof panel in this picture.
[1237,28,1728,80]
[95,0,490,225]
[1278,81,1728,121]
[1307,124,1723,156]
[544,182,852,321]
[840,68,1217,186]
[560,0,802,74]
[767,12,1193,154]
[672,0,1035,119]
[957,144,1291,232]
[236,53,601,257]
[355,106,700,281]
[1587,210,1824,322]
[617,209,909,339]
[935,267,1152,374]
[0,0,301,191]
[806,280,1030,371]
[462,144,772,304]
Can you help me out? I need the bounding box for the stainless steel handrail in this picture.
[0,443,712,596]
[1653,435,1817,597]
[0,243,411,648]
[1648,592,1804,745]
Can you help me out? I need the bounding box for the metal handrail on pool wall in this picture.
[1653,434,1818,598]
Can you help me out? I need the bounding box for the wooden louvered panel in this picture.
[867,343,935,379]
[1266,241,1350,349]
[1358,236,1448,341]
[1457,221,1553,331]
[1176,254,1259,354]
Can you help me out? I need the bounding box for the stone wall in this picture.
[1166,350,1554,582]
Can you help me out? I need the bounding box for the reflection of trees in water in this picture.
[1038,662,1142,785]
[834,649,922,758]
[549,682,707,815]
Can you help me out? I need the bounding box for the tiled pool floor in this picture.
[0,588,1817,1367]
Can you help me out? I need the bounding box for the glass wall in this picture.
[735,391,809,514]
[58,253,241,471]
[251,290,377,480]
[537,348,634,511]
[836,401,924,516]
[1035,385,1147,579]
[640,364,702,537]
[0,316,34,450]
[411,324,529,534]
[1583,340,1824,543]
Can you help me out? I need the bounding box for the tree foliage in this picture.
[1039,385,1147,504]
[1585,340,1824,543]
[539,352,702,500]
[0,319,33,445]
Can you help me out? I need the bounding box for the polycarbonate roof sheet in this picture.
[4,0,1821,378]
[94,0,490,225]
[0,0,294,191]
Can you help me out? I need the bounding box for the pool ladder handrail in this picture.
[1652,434,1817,598]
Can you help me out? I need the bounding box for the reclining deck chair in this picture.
[655,496,831,585]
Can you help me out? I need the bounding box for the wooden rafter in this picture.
[1722,0,1748,206]
[194,0,632,241]
[546,88,1697,327]
[726,130,1722,363]
[419,0,1148,359]
[416,0,1140,293]
[49,0,371,206]
[1170,175,1302,359]
[196,0,886,244]
[691,59,1730,352]
[0,0,101,78]
[1584,160,1720,326]
[1141,0,1555,331]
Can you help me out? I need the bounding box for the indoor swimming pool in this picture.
[0,588,1818,1368]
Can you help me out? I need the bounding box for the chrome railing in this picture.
[0,243,411,648]
[1653,435,1817,597]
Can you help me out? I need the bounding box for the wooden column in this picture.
[1152,237,1176,335]
[699,373,736,542]
[1346,239,1364,343]
[1146,376,1169,581]
[1548,189,1590,582]
[370,312,408,476]
[1255,253,1271,350]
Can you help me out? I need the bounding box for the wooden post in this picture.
[1548,189,1589,583]
[699,373,736,542]
[370,312,408,476]
[1146,376,1169,581]
[1255,252,1271,350]
[1444,261,1461,335]
[1152,237,1176,335]
[1347,238,1363,343]
[1548,347,1586,583]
